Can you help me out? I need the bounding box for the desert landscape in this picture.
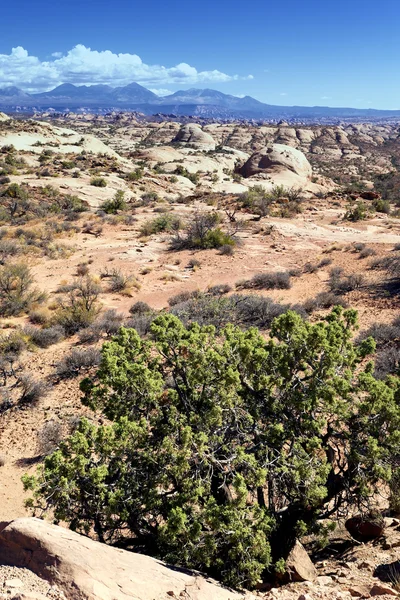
[0,107,399,599]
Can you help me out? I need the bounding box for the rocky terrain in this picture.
[0,112,399,599]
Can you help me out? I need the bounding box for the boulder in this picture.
[238,144,312,179]
[285,540,317,583]
[0,518,253,600]
[172,124,216,150]
[345,515,385,542]
[360,191,380,200]
[370,583,398,596]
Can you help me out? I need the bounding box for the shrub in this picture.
[100,190,127,214]
[78,309,124,344]
[76,263,90,277]
[126,169,144,182]
[208,284,232,295]
[219,244,235,256]
[187,258,201,269]
[168,290,200,307]
[25,309,400,589]
[359,247,376,259]
[373,198,391,214]
[328,268,365,294]
[0,183,30,223]
[170,212,236,251]
[106,269,140,294]
[18,374,48,405]
[54,277,101,335]
[56,347,101,378]
[37,420,64,456]
[90,177,107,187]
[344,202,369,221]
[0,264,45,316]
[237,271,292,291]
[139,214,182,237]
[374,347,400,379]
[303,291,348,313]
[24,325,64,348]
[0,239,19,264]
[129,301,152,315]
[29,308,51,325]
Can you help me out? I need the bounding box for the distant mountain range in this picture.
[1,82,400,121]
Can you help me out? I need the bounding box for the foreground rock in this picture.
[345,515,385,542]
[238,144,312,179]
[172,123,216,150]
[0,518,253,600]
[284,540,317,583]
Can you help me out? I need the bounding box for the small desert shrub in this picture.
[170,212,236,251]
[24,325,64,348]
[303,292,348,313]
[0,264,45,316]
[304,258,332,273]
[237,271,292,291]
[168,290,200,307]
[344,202,369,221]
[0,239,20,264]
[357,320,400,346]
[208,284,232,295]
[125,313,155,336]
[140,213,182,236]
[126,169,143,182]
[129,301,152,315]
[100,190,127,214]
[373,198,391,214]
[37,420,64,456]
[54,277,101,335]
[374,347,400,379]
[105,269,140,293]
[359,247,376,259]
[78,309,124,344]
[139,191,159,205]
[187,259,201,269]
[76,263,90,276]
[328,268,365,294]
[90,177,107,187]
[18,374,48,405]
[56,347,101,378]
[219,244,235,256]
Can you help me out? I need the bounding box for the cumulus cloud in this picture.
[149,88,174,96]
[0,45,252,92]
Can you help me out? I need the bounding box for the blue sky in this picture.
[0,0,399,108]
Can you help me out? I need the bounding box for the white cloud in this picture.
[149,88,173,96]
[280,92,287,96]
[0,45,252,92]
[321,95,331,100]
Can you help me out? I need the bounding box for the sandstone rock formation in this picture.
[345,515,385,542]
[172,123,216,150]
[284,540,318,583]
[238,144,312,179]
[0,518,253,600]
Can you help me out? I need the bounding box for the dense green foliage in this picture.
[24,308,400,588]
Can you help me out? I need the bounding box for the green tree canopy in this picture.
[24,308,400,588]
